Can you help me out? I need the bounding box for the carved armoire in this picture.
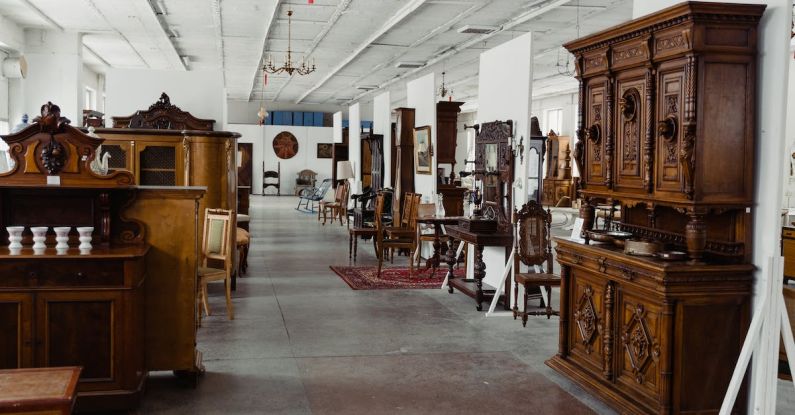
[547,2,765,414]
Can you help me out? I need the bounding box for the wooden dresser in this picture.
[0,102,150,412]
[541,130,574,207]
[547,3,764,414]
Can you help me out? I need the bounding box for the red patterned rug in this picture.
[330,265,466,290]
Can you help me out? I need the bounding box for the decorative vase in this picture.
[6,226,24,249]
[54,227,71,250]
[77,227,94,250]
[30,227,48,249]
[436,193,445,217]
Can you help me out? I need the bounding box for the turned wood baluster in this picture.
[685,209,707,263]
[644,68,655,193]
[603,281,614,381]
[580,198,596,244]
[446,237,457,294]
[604,76,614,189]
[660,299,674,413]
[474,244,486,311]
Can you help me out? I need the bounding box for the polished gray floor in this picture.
[139,195,794,414]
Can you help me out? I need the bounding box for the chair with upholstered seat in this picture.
[198,208,235,323]
[513,200,560,326]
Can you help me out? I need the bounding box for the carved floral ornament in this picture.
[575,285,598,354]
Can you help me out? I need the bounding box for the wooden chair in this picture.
[236,227,250,276]
[262,162,280,196]
[198,208,235,321]
[374,193,415,277]
[513,200,560,326]
[295,169,317,196]
[386,193,420,239]
[320,181,349,225]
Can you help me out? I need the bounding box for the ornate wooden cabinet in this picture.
[0,103,150,412]
[393,108,416,219]
[542,131,575,207]
[547,3,765,414]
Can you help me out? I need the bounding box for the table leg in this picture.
[474,244,485,311]
[445,237,457,294]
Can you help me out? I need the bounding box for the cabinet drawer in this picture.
[783,228,795,239]
[0,261,124,288]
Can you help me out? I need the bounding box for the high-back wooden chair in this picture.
[513,200,560,326]
[320,181,349,225]
[374,193,415,277]
[198,208,235,322]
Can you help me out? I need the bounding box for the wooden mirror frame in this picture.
[413,125,433,175]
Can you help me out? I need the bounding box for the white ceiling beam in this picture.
[83,44,110,67]
[272,0,354,101]
[140,0,186,70]
[246,0,282,101]
[295,0,431,104]
[348,0,571,104]
[0,14,25,52]
[18,0,64,31]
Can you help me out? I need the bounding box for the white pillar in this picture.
[348,103,361,194]
[373,91,391,187]
[23,29,84,124]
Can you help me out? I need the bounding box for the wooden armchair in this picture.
[385,193,420,239]
[295,169,318,196]
[374,193,415,277]
[513,200,560,326]
[198,208,235,323]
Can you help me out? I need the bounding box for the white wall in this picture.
[532,92,578,137]
[784,43,795,207]
[476,31,533,293]
[333,111,343,143]
[229,123,334,195]
[106,69,224,128]
[373,91,391,187]
[23,30,83,124]
[406,73,437,201]
[349,103,361,193]
[81,65,103,113]
[455,111,476,173]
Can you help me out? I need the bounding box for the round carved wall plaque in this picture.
[272,131,299,159]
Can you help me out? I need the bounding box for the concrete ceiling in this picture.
[0,0,633,107]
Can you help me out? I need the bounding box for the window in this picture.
[545,108,563,135]
[84,87,96,111]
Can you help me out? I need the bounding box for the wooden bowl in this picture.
[624,240,663,256]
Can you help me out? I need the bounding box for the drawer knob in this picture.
[28,271,37,279]
[76,272,86,278]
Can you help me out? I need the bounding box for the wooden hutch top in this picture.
[112,92,215,131]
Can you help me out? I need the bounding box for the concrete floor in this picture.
[139,195,794,414]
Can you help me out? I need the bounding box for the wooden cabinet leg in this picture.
[686,210,707,263]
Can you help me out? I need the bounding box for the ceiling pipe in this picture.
[295,0,431,104]
[347,0,571,104]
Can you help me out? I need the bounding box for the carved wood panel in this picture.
[616,290,663,402]
[655,64,685,194]
[585,81,606,188]
[568,269,605,371]
[614,74,647,192]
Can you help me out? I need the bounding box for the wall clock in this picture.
[272,131,299,159]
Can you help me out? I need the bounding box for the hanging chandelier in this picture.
[438,71,453,99]
[263,10,315,76]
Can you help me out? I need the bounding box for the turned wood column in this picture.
[445,237,457,293]
[685,209,707,263]
[580,198,596,243]
[474,244,486,311]
[558,264,570,358]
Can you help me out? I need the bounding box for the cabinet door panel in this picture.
[584,80,607,188]
[0,293,32,369]
[614,72,648,192]
[36,292,122,389]
[615,289,664,403]
[568,269,606,372]
[99,141,135,172]
[655,62,686,195]
[136,143,181,186]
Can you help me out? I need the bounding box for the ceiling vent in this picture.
[457,25,497,35]
[395,61,426,69]
[356,85,379,91]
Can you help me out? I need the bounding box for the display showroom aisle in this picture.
[138,196,793,414]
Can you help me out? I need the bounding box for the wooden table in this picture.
[444,225,513,311]
[0,367,81,414]
[415,216,465,275]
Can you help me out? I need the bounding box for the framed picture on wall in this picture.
[414,125,432,175]
[317,143,333,159]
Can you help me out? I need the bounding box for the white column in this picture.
[406,73,437,201]
[349,103,361,194]
[373,91,391,187]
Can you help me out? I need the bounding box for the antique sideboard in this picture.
[547,2,765,414]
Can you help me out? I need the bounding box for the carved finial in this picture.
[159,92,171,106]
[33,101,71,135]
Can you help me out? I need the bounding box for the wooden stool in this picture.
[513,273,561,326]
[236,227,250,276]
[0,367,81,414]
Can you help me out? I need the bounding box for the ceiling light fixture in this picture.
[263,10,316,76]
[438,71,453,100]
